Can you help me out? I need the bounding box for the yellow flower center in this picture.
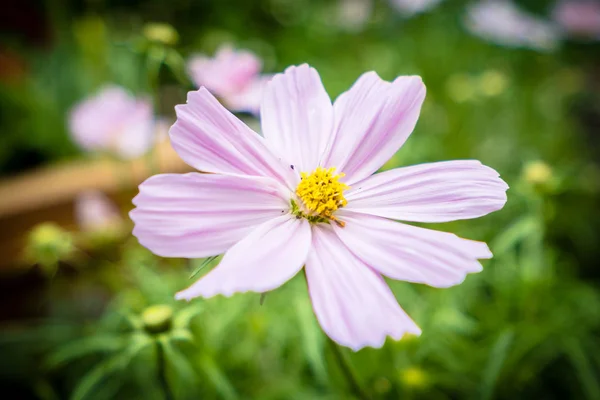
[294,167,349,226]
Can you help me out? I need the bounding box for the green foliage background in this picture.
[1,0,600,399]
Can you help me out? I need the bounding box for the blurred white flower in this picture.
[336,0,373,31]
[553,0,600,40]
[69,86,157,159]
[390,0,443,16]
[75,190,122,233]
[465,1,561,51]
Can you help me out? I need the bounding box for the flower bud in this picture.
[523,161,553,187]
[143,23,179,46]
[142,304,173,334]
[26,223,75,272]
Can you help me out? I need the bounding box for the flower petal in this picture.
[176,215,311,299]
[223,74,272,115]
[260,64,334,173]
[170,88,296,187]
[323,72,426,184]
[334,211,490,288]
[345,160,508,222]
[130,173,290,258]
[305,226,421,351]
[188,45,262,95]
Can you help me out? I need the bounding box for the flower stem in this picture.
[156,340,173,400]
[327,339,371,400]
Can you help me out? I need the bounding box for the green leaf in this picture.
[189,256,219,280]
[70,335,152,400]
[564,338,600,400]
[480,329,515,400]
[129,341,164,400]
[173,305,203,330]
[45,336,126,369]
[491,216,539,255]
[160,336,200,399]
[164,48,192,87]
[294,295,328,385]
[197,353,239,400]
[169,329,196,346]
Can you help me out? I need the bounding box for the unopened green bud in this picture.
[143,23,179,46]
[523,161,553,187]
[26,223,74,271]
[142,304,173,334]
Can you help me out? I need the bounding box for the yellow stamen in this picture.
[295,167,349,224]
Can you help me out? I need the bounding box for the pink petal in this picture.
[223,74,272,115]
[261,64,334,173]
[187,45,262,96]
[345,160,508,222]
[323,72,425,185]
[334,211,490,288]
[69,85,155,158]
[75,190,121,232]
[176,215,311,299]
[305,226,421,351]
[170,88,296,188]
[113,100,156,159]
[130,173,290,258]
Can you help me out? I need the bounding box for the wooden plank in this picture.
[0,140,190,218]
[0,140,192,269]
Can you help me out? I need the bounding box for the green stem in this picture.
[156,340,173,400]
[327,339,371,400]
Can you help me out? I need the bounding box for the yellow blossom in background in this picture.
[523,161,553,186]
[446,73,478,103]
[399,366,428,389]
[479,69,509,97]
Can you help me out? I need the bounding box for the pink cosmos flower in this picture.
[130,65,508,350]
[187,45,269,115]
[69,86,156,159]
[75,190,122,232]
[553,0,600,40]
[465,1,561,51]
[391,0,443,16]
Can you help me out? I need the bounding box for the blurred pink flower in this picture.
[465,1,561,51]
[69,86,156,159]
[75,190,122,232]
[391,0,443,16]
[553,0,600,40]
[130,65,508,350]
[187,45,269,114]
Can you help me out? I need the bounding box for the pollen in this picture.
[295,167,349,224]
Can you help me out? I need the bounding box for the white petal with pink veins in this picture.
[176,215,311,299]
[345,160,508,222]
[334,211,490,288]
[305,226,421,351]
[323,72,426,185]
[261,64,334,173]
[130,173,290,258]
[170,88,296,188]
